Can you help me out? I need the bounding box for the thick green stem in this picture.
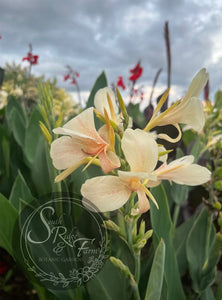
[134,253,141,284]
[132,285,141,300]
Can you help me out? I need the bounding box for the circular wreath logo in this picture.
[13,193,108,290]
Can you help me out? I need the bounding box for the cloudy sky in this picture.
[0,0,222,105]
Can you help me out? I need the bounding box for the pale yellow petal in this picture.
[94,87,119,120]
[81,176,131,212]
[59,107,104,142]
[137,188,150,214]
[184,68,209,101]
[98,149,120,173]
[50,136,87,170]
[156,155,211,186]
[118,170,157,182]
[121,129,158,173]
[157,97,205,131]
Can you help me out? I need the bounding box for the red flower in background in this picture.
[129,62,143,81]
[71,79,76,85]
[64,74,70,81]
[75,72,80,77]
[117,76,126,90]
[22,52,39,65]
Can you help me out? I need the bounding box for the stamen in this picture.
[107,92,117,122]
[140,185,159,209]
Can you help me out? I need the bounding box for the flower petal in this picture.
[50,136,87,170]
[98,149,120,173]
[94,87,119,120]
[118,170,157,182]
[54,107,104,142]
[156,155,211,186]
[137,188,150,214]
[157,97,205,131]
[121,129,158,173]
[184,68,209,100]
[81,176,131,212]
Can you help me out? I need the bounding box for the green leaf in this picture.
[173,215,196,276]
[8,108,26,147]
[5,95,27,124]
[200,286,215,300]
[24,108,44,164]
[86,71,108,108]
[1,135,10,177]
[215,90,222,109]
[186,209,218,294]
[0,193,18,257]
[150,185,186,300]
[9,170,34,211]
[30,138,54,195]
[145,239,165,300]
[87,260,130,300]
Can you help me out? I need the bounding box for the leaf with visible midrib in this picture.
[145,239,165,300]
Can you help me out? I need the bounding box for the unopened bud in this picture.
[39,121,52,144]
[104,220,120,233]
[213,201,221,211]
[214,181,222,192]
[109,256,136,286]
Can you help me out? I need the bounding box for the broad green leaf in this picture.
[86,71,108,108]
[24,108,44,164]
[1,135,10,178]
[150,185,186,300]
[173,214,196,276]
[9,170,34,211]
[186,209,218,294]
[200,286,215,300]
[8,108,26,147]
[87,260,130,300]
[145,239,165,300]
[0,193,18,257]
[127,103,145,128]
[215,90,222,109]
[5,95,27,124]
[30,138,54,195]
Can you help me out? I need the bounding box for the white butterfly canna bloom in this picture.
[81,129,159,215]
[148,155,211,187]
[144,68,209,133]
[81,128,211,215]
[50,107,120,182]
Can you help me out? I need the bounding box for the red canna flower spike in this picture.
[64,74,70,81]
[129,67,143,81]
[31,55,39,65]
[117,76,126,90]
[130,62,141,74]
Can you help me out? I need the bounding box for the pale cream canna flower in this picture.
[94,87,119,123]
[50,107,120,182]
[148,155,211,187]
[81,128,160,215]
[144,68,209,136]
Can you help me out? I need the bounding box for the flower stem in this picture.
[134,253,141,284]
